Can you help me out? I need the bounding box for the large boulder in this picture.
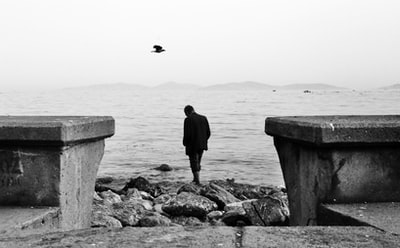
[221,200,255,226]
[242,196,289,226]
[162,192,218,219]
[221,210,251,226]
[201,183,240,210]
[210,179,285,200]
[100,190,122,205]
[110,201,147,226]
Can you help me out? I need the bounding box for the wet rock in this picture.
[201,183,240,210]
[91,199,119,227]
[100,190,122,205]
[242,196,289,226]
[154,164,173,171]
[139,212,172,227]
[162,192,218,219]
[177,183,203,195]
[110,201,147,226]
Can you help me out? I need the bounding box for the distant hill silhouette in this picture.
[201,82,348,91]
[279,83,347,91]
[201,81,275,90]
[377,83,400,90]
[153,82,200,90]
[63,81,350,91]
[63,82,148,91]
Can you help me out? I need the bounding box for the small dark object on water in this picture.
[303,90,311,93]
[154,164,173,172]
[152,45,165,53]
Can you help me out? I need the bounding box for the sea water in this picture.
[1,87,399,186]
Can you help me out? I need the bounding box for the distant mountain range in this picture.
[377,83,400,90]
[64,82,400,91]
[65,81,350,91]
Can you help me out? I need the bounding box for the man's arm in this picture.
[205,117,211,139]
[183,118,191,146]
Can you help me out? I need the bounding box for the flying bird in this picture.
[152,45,165,53]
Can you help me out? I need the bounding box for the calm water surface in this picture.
[1,88,399,186]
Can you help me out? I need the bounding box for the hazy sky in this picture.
[1,0,400,90]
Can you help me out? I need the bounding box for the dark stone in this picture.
[122,176,166,197]
[201,183,240,210]
[123,176,152,193]
[162,192,218,219]
[154,164,173,172]
[95,177,126,194]
[242,196,289,226]
[221,210,251,226]
[96,176,114,184]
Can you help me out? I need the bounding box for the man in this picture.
[183,105,211,185]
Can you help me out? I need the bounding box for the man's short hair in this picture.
[184,105,194,114]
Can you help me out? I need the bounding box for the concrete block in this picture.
[0,116,114,231]
[265,115,400,226]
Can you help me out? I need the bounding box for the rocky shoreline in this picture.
[92,176,289,228]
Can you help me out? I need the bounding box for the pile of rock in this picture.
[92,176,289,228]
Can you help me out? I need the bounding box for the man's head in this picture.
[184,105,194,117]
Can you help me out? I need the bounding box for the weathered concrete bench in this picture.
[0,116,114,235]
[265,115,400,226]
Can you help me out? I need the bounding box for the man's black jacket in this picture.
[183,112,211,155]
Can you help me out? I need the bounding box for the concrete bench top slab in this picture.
[0,207,59,236]
[265,115,400,146]
[0,116,114,146]
[321,202,400,235]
